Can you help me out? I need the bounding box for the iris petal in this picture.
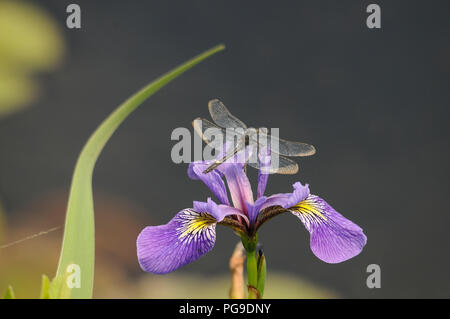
[257,145,271,198]
[193,198,249,225]
[246,196,268,224]
[188,161,230,205]
[290,195,367,263]
[137,209,217,274]
[217,162,254,212]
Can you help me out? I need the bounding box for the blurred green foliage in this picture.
[0,0,64,117]
[2,285,15,299]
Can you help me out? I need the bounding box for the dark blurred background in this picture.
[0,0,449,298]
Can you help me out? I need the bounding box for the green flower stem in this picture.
[241,235,259,299]
[246,248,258,299]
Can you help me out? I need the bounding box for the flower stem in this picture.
[246,248,258,299]
[241,235,259,299]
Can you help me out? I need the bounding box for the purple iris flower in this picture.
[137,147,366,274]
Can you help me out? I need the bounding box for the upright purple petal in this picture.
[137,209,217,274]
[246,196,268,224]
[217,162,254,212]
[193,198,249,225]
[188,161,229,205]
[257,145,271,198]
[290,195,367,263]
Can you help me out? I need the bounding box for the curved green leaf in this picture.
[55,44,225,298]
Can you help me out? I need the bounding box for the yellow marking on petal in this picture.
[291,195,327,222]
[178,211,217,239]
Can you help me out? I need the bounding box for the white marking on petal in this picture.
[175,209,217,244]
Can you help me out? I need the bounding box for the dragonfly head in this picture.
[242,128,258,146]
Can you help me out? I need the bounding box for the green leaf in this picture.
[54,44,225,299]
[40,274,72,299]
[48,274,72,299]
[40,274,51,299]
[3,285,15,299]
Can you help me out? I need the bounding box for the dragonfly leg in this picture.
[202,142,245,174]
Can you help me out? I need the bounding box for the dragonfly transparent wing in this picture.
[208,99,248,130]
[247,152,299,175]
[203,141,247,173]
[192,117,224,144]
[256,131,316,157]
[192,118,244,144]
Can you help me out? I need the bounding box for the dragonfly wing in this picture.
[258,132,316,157]
[192,118,225,144]
[192,117,243,165]
[203,142,247,173]
[248,154,299,175]
[208,99,248,130]
[275,155,300,174]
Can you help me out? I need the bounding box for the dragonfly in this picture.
[192,99,316,174]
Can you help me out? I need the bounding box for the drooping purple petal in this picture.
[257,145,271,198]
[290,195,367,263]
[188,161,229,205]
[137,209,217,274]
[260,182,310,210]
